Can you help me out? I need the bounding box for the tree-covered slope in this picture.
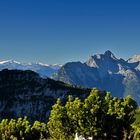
[0,69,90,122]
[0,89,139,140]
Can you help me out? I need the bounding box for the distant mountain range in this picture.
[1,51,140,104]
[53,50,140,104]
[0,60,61,77]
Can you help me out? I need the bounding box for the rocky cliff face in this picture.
[0,69,90,122]
[53,51,140,104]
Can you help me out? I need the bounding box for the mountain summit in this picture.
[86,50,118,69]
[53,50,140,104]
[104,50,117,59]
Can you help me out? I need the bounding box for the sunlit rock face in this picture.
[128,55,140,63]
[0,69,90,122]
[74,133,92,140]
[53,51,140,104]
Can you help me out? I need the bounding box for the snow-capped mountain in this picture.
[127,55,140,63]
[53,50,140,104]
[0,60,61,77]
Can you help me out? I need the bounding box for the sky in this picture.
[0,0,140,64]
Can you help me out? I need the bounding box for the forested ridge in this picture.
[0,89,140,140]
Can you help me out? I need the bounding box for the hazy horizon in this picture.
[0,50,139,65]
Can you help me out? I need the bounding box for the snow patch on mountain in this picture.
[0,60,62,77]
[128,55,140,63]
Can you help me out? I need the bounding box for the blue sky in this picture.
[0,0,140,64]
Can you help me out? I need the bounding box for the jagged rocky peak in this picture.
[128,55,140,63]
[88,50,117,60]
[85,56,98,68]
[86,50,118,68]
[104,50,117,60]
[91,50,117,59]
